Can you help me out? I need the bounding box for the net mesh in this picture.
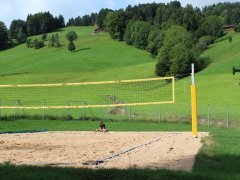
[0,77,174,109]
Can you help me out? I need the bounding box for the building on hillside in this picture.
[92,27,107,34]
[223,25,234,32]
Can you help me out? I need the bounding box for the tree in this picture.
[26,38,45,49]
[9,19,27,44]
[66,18,75,26]
[56,15,65,28]
[48,33,60,48]
[105,10,127,41]
[66,31,78,52]
[82,15,91,26]
[66,31,78,42]
[155,56,170,76]
[26,12,59,36]
[96,8,113,27]
[130,21,151,49]
[0,21,9,50]
[90,13,97,25]
[16,27,27,43]
[54,33,60,48]
[146,27,165,55]
[74,16,82,26]
[68,41,76,52]
[196,15,224,38]
[124,20,135,45]
[156,25,195,77]
[49,34,55,47]
[42,33,47,41]
[26,39,32,48]
[182,4,200,31]
[234,23,240,32]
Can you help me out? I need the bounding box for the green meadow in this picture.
[0,27,239,123]
[0,27,240,179]
[0,26,156,84]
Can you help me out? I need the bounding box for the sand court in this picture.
[0,131,208,171]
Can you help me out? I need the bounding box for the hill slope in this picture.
[0,27,240,120]
[196,32,240,107]
[0,26,156,84]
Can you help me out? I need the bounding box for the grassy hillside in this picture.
[196,32,240,106]
[1,28,240,179]
[0,26,156,84]
[173,32,240,122]
[0,27,240,121]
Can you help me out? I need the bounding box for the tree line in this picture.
[0,12,64,49]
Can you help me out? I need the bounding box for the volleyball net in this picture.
[0,77,175,110]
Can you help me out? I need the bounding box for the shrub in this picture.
[197,35,214,51]
[68,41,76,52]
[66,31,78,42]
[33,39,44,49]
[26,39,31,48]
[234,23,240,32]
[41,33,47,41]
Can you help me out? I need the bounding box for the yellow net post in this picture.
[191,64,198,138]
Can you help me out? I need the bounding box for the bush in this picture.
[33,39,44,49]
[66,31,78,42]
[68,41,76,52]
[234,23,240,32]
[197,35,214,51]
[48,34,55,47]
[41,33,47,41]
[66,31,77,52]
[54,33,60,48]
[26,39,31,48]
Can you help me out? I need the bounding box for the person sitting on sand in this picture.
[96,121,108,132]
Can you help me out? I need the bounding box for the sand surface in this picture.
[0,131,208,171]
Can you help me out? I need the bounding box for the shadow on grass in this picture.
[0,163,212,180]
[54,29,65,33]
[0,72,29,77]
[214,35,230,43]
[1,154,239,179]
[192,130,240,178]
[193,154,240,178]
[74,48,91,52]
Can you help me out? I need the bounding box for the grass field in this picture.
[0,26,156,84]
[0,27,240,122]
